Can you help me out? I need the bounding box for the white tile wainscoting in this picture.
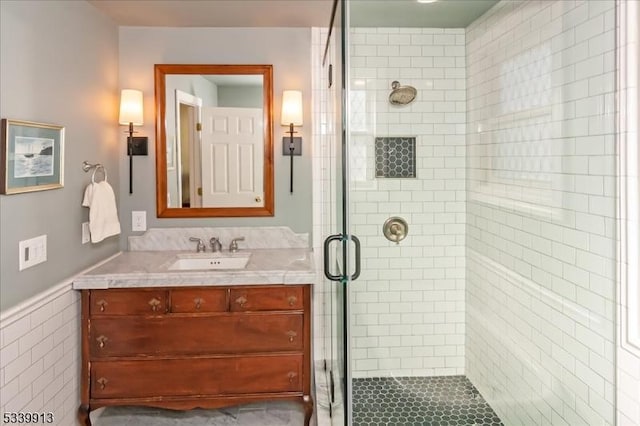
[0,255,119,425]
[1,276,87,424]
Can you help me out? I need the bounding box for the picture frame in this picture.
[1,119,65,194]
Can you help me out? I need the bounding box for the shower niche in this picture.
[374,137,416,178]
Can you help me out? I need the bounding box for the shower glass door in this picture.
[338,0,619,425]
[320,0,350,424]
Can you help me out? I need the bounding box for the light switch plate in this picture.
[132,211,147,232]
[19,235,47,271]
[82,222,90,244]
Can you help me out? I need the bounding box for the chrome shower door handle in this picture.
[323,234,343,282]
[323,234,361,282]
[350,235,361,281]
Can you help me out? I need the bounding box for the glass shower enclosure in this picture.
[318,0,619,425]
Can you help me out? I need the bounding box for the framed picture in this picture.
[1,119,64,194]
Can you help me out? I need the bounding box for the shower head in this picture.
[388,81,417,106]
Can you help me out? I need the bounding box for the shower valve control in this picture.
[383,217,408,245]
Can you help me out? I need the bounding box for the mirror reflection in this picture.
[155,64,274,218]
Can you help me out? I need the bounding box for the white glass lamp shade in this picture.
[281,90,303,126]
[119,89,144,125]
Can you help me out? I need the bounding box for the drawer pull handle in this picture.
[96,299,108,312]
[97,377,108,390]
[194,297,203,310]
[96,335,108,348]
[235,296,248,307]
[287,372,297,383]
[148,297,162,312]
[287,296,298,306]
[286,330,297,342]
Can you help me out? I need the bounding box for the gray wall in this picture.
[218,85,263,108]
[0,1,120,310]
[118,27,314,248]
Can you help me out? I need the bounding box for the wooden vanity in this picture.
[78,284,313,425]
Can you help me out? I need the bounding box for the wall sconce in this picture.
[119,89,148,194]
[281,90,303,193]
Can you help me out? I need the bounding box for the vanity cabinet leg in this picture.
[303,395,314,426]
[78,405,91,426]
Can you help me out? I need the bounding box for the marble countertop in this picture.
[72,248,315,289]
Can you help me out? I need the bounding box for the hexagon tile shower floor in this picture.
[352,376,503,426]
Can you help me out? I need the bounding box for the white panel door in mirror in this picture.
[201,107,264,207]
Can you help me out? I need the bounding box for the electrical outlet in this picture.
[82,222,90,244]
[132,211,147,232]
[18,235,47,271]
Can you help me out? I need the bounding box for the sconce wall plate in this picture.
[129,136,148,156]
[282,137,302,156]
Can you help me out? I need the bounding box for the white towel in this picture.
[82,181,121,243]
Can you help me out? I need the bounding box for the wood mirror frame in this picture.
[154,64,274,218]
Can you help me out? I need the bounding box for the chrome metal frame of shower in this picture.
[320,0,360,424]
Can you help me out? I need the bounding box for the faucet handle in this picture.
[229,237,245,252]
[210,237,222,252]
[189,237,206,253]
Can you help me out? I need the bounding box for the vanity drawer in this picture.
[90,314,304,357]
[91,354,303,399]
[90,289,167,315]
[170,288,227,313]
[230,286,303,311]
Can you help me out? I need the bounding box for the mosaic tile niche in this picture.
[374,137,416,178]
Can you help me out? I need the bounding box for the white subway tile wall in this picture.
[615,1,640,424]
[349,27,466,378]
[617,346,640,425]
[311,26,339,367]
[311,26,325,366]
[466,1,616,425]
[0,284,80,426]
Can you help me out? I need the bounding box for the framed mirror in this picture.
[154,64,274,218]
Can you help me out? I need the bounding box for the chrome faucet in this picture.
[189,237,206,253]
[210,237,222,253]
[229,237,245,253]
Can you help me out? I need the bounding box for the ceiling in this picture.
[88,0,499,28]
[88,0,334,27]
[351,0,500,28]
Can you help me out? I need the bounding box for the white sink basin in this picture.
[168,253,251,271]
